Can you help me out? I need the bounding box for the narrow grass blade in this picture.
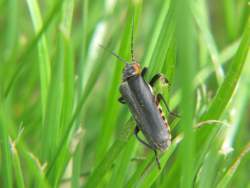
[125,153,154,188]
[221,53,250,155]
[44,1,75,186]
[84,118,134,188]
[107,138,137,188]
[136,135,183,188]
[41,41,64,162]
[223,0,238,41]
[0,106,13,188]
[11,143,25,188]
[4,0,65,97]
[95,15,132,163]
[176,0,196,187]
[195,16,250,183]
[20,150,50,188]
[201,17,250,121]
[142,0,171,68]
[4,0,18,60]
[144,0,176,78]
[217,142,250,188]
[193,0,224,84]
[45,34,112,183]
[197,142,221,188]
[26,0,51,117]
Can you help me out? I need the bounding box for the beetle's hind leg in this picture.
[134,126,161,169]
[149,73,169,87]
[134,126,153,149]
[149,74,180,117]
[156,94,180,118]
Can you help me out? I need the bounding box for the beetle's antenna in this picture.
[99,44,128,64]
[131,16,135,61]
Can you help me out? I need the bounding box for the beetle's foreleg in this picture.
[154,150,161,169]
[118,96,126,104]
[156,94,180,118]
[149,74,169,87]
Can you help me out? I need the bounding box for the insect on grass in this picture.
[100,17,179,169]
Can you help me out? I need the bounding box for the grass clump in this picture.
[0,0,249,187]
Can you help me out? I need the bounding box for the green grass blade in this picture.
[4,0,18,60]
[201,17,250,121]
[193,0,224,84]
[142,0,171,68]
[217,142,250,188]
[12,144,25,188]
[219,40,240,64]
[1,1,249,187]
[221,52,250,155]
[223,0,237,41]
[43,1,75,186]
[194,16,250,184]
[26,0,51,117]
[95,15,132,163]
[163,38,176,85]
[41,40,64,162]
[197,143,220,188]
[136,135,183,188]
[195,40,240,88]
[84,118,134,188]
[125,153,153,188]
[4,0,65,97]
[176,0,196,187]
[58,0,75,143]
[143,0,176,80]
[77,0,88,90]
[45,31,112,183]
[20,148,50,188]
[107,138,137,188]
[0,105,13,188]
[148,8,176,77]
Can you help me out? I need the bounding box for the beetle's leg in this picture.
[149,74,169,87]
[134,126,153,149]
[118,96,126,104]
[134,127,161,169]
[154,150,161,169]
[141,67,148,78]
[156,94,180,117]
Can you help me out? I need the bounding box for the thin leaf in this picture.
[4,0,65,97]
[84,118,134,188]
[26,0,51,117]
[217,142,250,188]
[0,105,13,188]
[136,135,183,188]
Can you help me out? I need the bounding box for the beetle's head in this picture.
[123,62,141,81]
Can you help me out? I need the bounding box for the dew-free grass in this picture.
[0,0,249,187]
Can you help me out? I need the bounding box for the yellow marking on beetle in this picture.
[158,105,168,123]
[132,63,141,75]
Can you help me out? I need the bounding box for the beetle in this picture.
[100,18,178,169]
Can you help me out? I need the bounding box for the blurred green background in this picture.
[0,0,249,187]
